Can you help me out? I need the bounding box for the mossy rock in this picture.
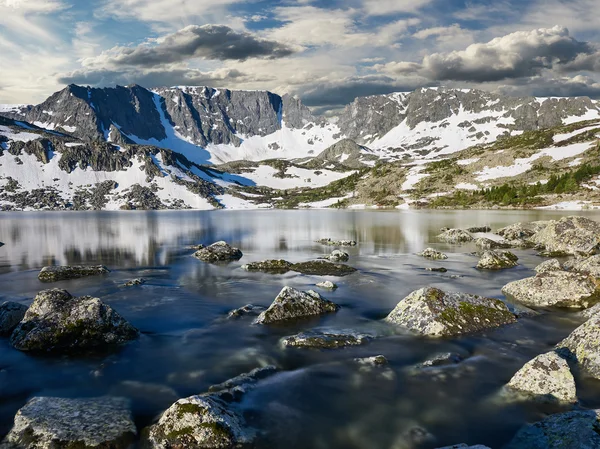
[291,260,357,276]
[241,260,292,274]
[38,265,110,282]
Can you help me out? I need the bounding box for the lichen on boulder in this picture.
[241,259,292,274]
[0,302,28,336]
[38,265,110,282]
[476,250,518,270]
[384,287,516,337]
[530,216,600,256]
[417,248,448,260]
[475,237,512,250]
[328,250,349,262]
[437,229,474,243]
[290,260,357,276]
[10,289,139,353]
[193,241,243,263]
[281,330,372,349]
[567,254,600,278]
[534,259,562,274]
[254,286,340,325]
[555,312,600,380]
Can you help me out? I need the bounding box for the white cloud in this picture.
[362,0,435,16]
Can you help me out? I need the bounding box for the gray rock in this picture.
[354,355,389,366]
[466,226,492,233]
[316,238,357,246]
[227,304,267,319]
[38,265,110,282]
[124,278,145,287]
[497,220,552,241]
[505,351,577,403]
[476,250,518,270]
[437,229,474,243]
[417,248,448,260]
[281,330,372,349]
[254,286,340,324]
[581,302,600,319]
[504,409,600,449]
[534,259,562,274]
[328,250,349,262]
[555,312,600,379]
[241,259,292,274]
[426,267,448,272]
[290,260,357,276]
[316,280,338,290]
[417,352,464,368]
[1,396,136,449]
[0,302,28,336]
[385,287,516,337]
[568,254,600,277]
[10,289,139,353]
[208,365,278,394]
[530,216,600,256]
[502,270,600,308]
[475,237,512,250]
[194,241,243,263]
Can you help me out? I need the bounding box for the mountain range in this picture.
[1,84,599,211]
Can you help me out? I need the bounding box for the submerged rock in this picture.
[227,304,267,319]
[193,241,243,263]
[354,355,389,366]
[568,254,600,278]
[530,216,600,256]
[505,351,577,403]
[0,302,28,336]
[328,250,349,262]
[2,396,136,449]
[426,267,448,273]
[502,270,600,308]
[435,445,491,449]
[281,330,372,349]
[385,287,516,337]
[416,352,464,368]
[241,259,292,274]
[534,259,562,274]
[477,250,518,270]
[466,226,492,233]
[316,280,338,290]
[290,260,357,276]
[505,409,600,449]
[254,286,340,324]
[208,365,278,394]
[475,237,512,250]
[417,248,448,260]
[437,229,474,243]
[556,312,600,380]
[10,289,139,353]
[38,265,110,282]
[124,278,145,287]
[316,238,357,246]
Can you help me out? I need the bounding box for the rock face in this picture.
[534,259,562,274]
[476,250,518,270]
[328,250,349,262]
[290,260,357,276]
[384,287,516,337]
[474,237,511,250]
[241,259,292,274]
[254,286,340,324]
[417,248,448,260]
[10,289,139,353]
[530,216,600,256]
[2,396,136,449]
[309,138,375,169]
[38,265,110,282]
[437,229,474,243]
[194,241,243,263]
[502,270,600,308]
[316,238,357,246]
[568,254,600,277]
[556,312,600,379]
[281,331,372,349]
[0,302,28,336]
[505,351,577,403]
[505,409,600,449]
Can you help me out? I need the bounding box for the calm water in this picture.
[0,210,599,448]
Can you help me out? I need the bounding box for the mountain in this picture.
[1,85,600,211]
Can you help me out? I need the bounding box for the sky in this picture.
[0,0,599,114]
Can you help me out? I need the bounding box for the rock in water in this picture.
[0,302,28,336]
[530,216,600,256]
[437,229,474,243]
[254,286,340,324]
[0,242,4,247]
[466,226,492,233]
[38,265,110,282]
[534,259,562,274]
[227,304,267,319]
[290,260,357,276]
[281,331,372,349]
[476,250,518,270]
[555,313,600,380]
[474,237,512,250]
[497,221,550,241]
[328,250,349,262]
[241,259,292,274]
[10,289,139,353]
[582,302,600,319]
[505,351,577,403]
[193,241,243,263]
[124,278,145,287]
[434,445,491,449]
[208,366,278,394]
[316,280,338,290]
[384,287,515,337]
[417,248,448,260]
[568,254,600,278]
[316,238,357,246]
[2,396,136,449]
[502,270,600,308]
[505,409,600,449]
[144,395,255,448]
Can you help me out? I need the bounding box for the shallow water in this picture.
[0,209,599,448]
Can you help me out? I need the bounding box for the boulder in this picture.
[466,226,492,233]
[281,330,372,349]
[227,304,267,319]
[10,289,139,353]
[505,351,577,403]
[193,241,243,263]
[0,302,28,336]
[316,238,357,246]
[502,271,600,308]
[555,312,600,379]
[328,250,349,262]
[437,229,474,243]
[582,302,600,319]
[505,409,600,449]
[38,265,110,282]
[497,221,551,241]
[1,396,136,449]
[316,280,338,290]
[384,287,516,337]
[254,287,340,324]
[476,250,518,270]
[568,254,600,278]
[534,259,562,274]
[241,259,292,274]
[290,260,357,276]
[530,216,600,256]
[417,248,448,260]
[0,242,4,247]
[124,278,145,287]
[475,237,512,250]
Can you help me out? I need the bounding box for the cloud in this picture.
[0,0,65,13]
[498,74,600,98]
[361,0,435,16]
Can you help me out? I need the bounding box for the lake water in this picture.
[0,209,599,448]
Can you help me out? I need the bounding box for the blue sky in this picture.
[0,0,599,113]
